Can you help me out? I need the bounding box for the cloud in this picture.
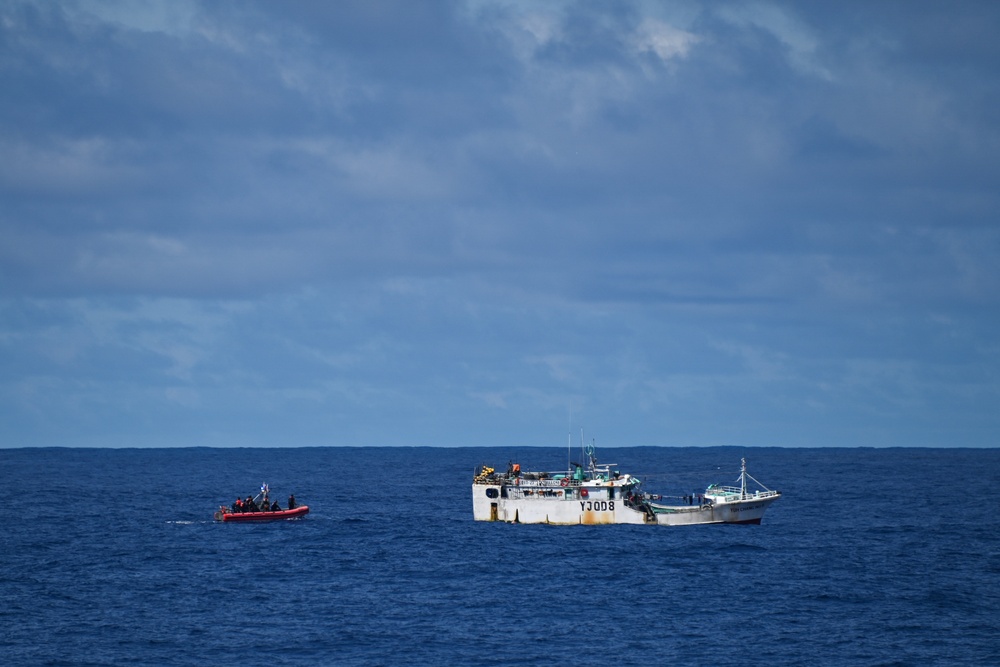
[632,18,700,63]
[1,0,999,446]
[715,1,829,78]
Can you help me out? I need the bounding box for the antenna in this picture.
[567,430,571,475]
[567,408,572,474]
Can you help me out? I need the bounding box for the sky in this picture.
[1,0,998,448]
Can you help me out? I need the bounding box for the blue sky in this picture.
[2,0,998,448]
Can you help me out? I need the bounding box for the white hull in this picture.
[473,484,778,526]
[472,455,780,527]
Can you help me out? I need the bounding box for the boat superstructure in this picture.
[472,442,780,526]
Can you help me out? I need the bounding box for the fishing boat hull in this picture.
[214,505,309,522]
[472,488,778,526]
[472,455,780,527]
[473,489,644,525]
[648,493,779,526]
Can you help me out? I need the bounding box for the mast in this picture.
[567,408,572,475]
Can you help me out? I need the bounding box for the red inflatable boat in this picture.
[214,505,309,522]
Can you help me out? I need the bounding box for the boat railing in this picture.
[707,485,781,500]
[706,485,743,498]
[474,474,631,489]
[473,463,633,488]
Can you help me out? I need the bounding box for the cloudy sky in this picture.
[2,0,998,448]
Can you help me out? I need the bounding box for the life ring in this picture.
[560,478,568,487]
[580,488,589,499]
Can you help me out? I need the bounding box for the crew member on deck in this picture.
[288,494,296,510]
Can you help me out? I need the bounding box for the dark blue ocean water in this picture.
[2,446,999,666]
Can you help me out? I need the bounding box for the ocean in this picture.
[2,446,999,666]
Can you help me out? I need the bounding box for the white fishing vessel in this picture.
[472,441,780,526]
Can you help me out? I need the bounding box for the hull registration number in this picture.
[580,501,614,512]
